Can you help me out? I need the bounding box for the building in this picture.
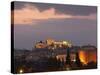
[79,50,97,65]
[34,39,72,49]
[35,41,47,49]
[78,45,97,65]
[56,54,66,62]
[46,39,55,46]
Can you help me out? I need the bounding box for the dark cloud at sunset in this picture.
[12,1,97,25]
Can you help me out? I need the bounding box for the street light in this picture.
[19,69,24,74]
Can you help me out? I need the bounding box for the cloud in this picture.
[12,4,96,25]
[73,13,97,20]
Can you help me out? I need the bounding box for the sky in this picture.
[12,1,97,50]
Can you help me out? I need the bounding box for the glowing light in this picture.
[79,51,87,65]
[73,59,76,62]
[19,69,24,74]
[79,50,97,65]
[63,41,67,45]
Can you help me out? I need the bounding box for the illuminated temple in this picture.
[34,39,97,66]
[34,39,72,49]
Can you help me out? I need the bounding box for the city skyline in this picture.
[12,1,97,50]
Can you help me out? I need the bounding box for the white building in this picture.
[35,39,72,49]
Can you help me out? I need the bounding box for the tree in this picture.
[75,51,82,67]
[66,47,71,65]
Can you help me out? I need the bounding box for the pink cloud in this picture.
[73,13,97,20]
[12,4,96,25]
